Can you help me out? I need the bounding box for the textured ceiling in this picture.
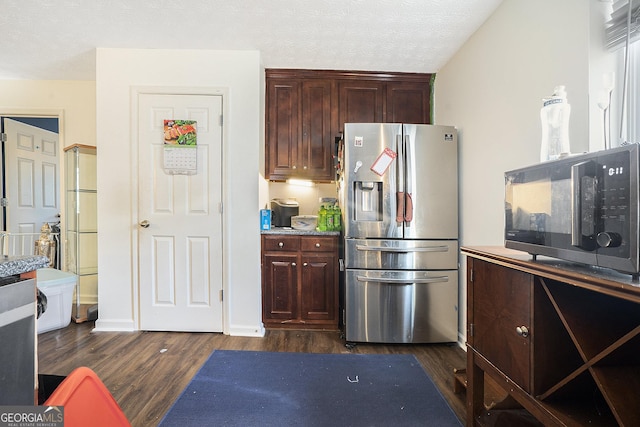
[0,0,504,80]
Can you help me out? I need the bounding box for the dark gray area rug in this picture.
[159,350,462,427]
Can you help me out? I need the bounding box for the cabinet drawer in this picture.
[301,236,337,252]
[262,235,300,252]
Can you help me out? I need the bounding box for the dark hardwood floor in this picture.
[38,322,468,426]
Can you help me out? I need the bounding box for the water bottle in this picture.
[540,86,571,162]
[318,204,327,231]
[326,205,335,231]
[333,204,342,232]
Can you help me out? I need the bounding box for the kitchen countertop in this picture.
[261,228,340,236]
[0,255,49,277]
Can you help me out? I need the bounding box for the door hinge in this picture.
[220,114,223,126]
[0,198,7,207]
[220,289,224,302]
[469,268,473,282]
[0,133,6,142]
[219,202,223,214]
[469,323,474,337]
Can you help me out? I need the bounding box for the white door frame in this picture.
[130,86,229,333]
[0,109,65,261]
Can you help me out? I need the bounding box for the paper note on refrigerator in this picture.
[370,148,397,176]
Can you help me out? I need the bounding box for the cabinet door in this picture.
[471,258,532,392]
[337,80,384,134]
[386,81,431,124]
[262,253,298,322]
[301,79,334,181]
[266,78,300,180]
[300,253,336,323]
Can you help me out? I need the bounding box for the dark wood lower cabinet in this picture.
[463,246,640,427]
[262,234,338,330]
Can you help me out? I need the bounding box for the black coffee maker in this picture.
[270,199,299,227]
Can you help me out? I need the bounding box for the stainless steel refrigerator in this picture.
[339,123,458,344]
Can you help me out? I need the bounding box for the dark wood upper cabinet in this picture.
[265,69,433,181]
[301,79,333,180]
[266,79,300,180]
[386,81,431,125]
[337,80,385,133]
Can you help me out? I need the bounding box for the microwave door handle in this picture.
[571,160,598,251]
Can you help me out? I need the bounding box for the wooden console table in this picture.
[462,246,640,427]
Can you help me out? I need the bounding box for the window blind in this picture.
[606,0,640,50]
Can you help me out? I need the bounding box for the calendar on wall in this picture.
[162,119,198,175]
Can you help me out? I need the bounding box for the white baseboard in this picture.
[93,318,136,332]
[227,323,265,337]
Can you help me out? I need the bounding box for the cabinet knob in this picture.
[315,243,320,248]
[278,242,284,248]
[303,166,307,170]
[292,262,297,267]
[516,326,529,338]
[303,262,308,267]
[292,165,297,169]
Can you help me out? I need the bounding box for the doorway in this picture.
[0,115,61,266]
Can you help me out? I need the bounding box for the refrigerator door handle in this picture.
[396,192,405,222]
[405,193,413,222]
[355,244,449,253]
[396,134,404,223]
[403,134,413,223]
[356,275,449,284]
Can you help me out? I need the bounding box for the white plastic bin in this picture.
[36,268,77,334]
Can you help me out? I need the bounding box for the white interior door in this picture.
[3,118,59,254]
[137,93,223,332]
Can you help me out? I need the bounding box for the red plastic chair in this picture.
[43,367,130,427]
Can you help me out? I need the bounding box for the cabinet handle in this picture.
[516,326,529,338]
[315,243,320,248]
[278,242,284,248]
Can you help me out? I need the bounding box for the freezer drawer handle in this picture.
[355,244,449,253]
[356,275,449,284]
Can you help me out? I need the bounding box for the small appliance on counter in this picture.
[270,199,299,227]
[291,215,318,231]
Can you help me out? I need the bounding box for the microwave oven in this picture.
[505,144,639,276]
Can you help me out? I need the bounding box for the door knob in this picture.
[516,326,529,338]
[139,220,150,228]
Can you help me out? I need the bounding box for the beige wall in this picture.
[0,80,96,147]
[434,0,614,343]
[0,80,96,291]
